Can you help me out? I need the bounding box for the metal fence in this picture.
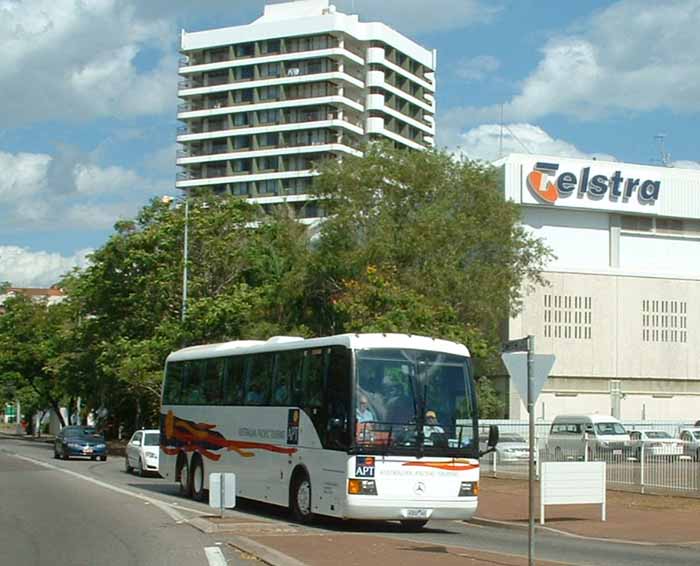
[479,419,700,496]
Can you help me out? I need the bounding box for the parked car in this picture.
[694,420,700,427]
[492,432,532,462]
[125,429,160,476]
[547,414,630,460]
[54,426,107,461]
[628,429,683,459]
[679,428,700,461]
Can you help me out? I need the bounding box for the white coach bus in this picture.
[159,333,496,529]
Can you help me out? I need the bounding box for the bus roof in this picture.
[165,333,470,363]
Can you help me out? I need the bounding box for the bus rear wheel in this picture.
[191,457,206,502]
[178,455,191,498]
[400,519,428,531]
[290,471,313,524]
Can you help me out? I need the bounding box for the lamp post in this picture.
[181,195,189,322]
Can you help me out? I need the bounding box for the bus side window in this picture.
[301,349,325,410]
[275,350,302,406]
[325,346,351,450]
[182,360,206,405]
[163,362,184,404]
[222,356,245,405]
[245,353,273,405]
[203,358,224,405]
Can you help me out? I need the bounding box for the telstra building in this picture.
[499,154,700,421]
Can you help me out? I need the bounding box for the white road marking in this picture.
[204,546,228,566]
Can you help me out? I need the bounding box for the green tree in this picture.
[309,143,552,369]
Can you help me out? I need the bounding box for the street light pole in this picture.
[181,194,189,322]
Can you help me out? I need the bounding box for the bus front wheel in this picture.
[290,471,313,524]
[191,456,206,502]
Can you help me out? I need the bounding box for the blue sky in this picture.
[1,0,699,286]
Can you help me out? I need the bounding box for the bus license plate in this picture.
[404,509,428,519]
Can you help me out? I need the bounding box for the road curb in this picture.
[188,517,308,566]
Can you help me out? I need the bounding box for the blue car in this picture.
[54,426,108,461]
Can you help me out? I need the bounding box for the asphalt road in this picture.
[0,437,245,566]
[2,435,699,566]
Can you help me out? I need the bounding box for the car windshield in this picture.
[595,422,627,435]
[143,433,159,446]
[354,348,477,456]
[64,427,100,437]
[500,433,526,443]
[645,431,671,439]
[693,431,700,440]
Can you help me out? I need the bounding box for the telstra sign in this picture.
[526,161,661,206]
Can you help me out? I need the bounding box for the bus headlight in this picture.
[348,479,377,495]
[459,481,478,497]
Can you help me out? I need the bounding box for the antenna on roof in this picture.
[654,133,672,167]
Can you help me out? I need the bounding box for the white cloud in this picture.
[0,0,175,125]
[455,55,501,81]
[483,0,700,122]
[0,151,52,202]
[0,245,91,287]
[672,160,700,170]
[455,123,617,163]
[0,148,166,232]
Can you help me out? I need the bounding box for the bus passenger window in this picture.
[245,354,273,405]
[222,356,245,405]
[203,358,224,404]
[163,362,184,404]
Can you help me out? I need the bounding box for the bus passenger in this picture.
[356,395,375,423]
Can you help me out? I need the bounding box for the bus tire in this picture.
[191,456,206,502]
[400,519,428,531]
[290,469,313,524]
[178,453,192,498]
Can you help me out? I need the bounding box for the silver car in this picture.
[125,429,161,476]
[679,428,700,461]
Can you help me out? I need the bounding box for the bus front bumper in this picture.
[344,496,478,521]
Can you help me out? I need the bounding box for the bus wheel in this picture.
[290,471,313,524]
[178,455,192,498]
[400,519,428,531]
[191,456,206,502]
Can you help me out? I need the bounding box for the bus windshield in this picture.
[354,348,477,456]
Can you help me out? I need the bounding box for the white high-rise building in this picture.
[176,0,436,220]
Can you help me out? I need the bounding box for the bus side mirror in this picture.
[479,425,499,457]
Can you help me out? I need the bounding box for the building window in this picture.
[233,112,249,127]
[234,89,253,103]
[232,182,250,196]
[621,215,700,238]
[257,109,279,124]
[258,156,277,171]
[262,39,281,54]
[642,300,687,343]
[544,295,592,340]
[259,62,280,78]
[235,66,254,81]
[258,132,278,148]
[258,85,280,101]
[257,179,278,195]
[233,135,251,150]
[235,43,254,58]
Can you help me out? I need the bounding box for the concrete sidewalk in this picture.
[216,476,700,566]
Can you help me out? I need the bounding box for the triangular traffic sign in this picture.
[501,352,555,404]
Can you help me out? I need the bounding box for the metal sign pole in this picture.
[220,475,225,519]
[527,335,535,566]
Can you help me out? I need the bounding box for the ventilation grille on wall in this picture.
[544,295,592,340]
[642,300,687,343]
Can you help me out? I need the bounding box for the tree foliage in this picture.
[0,145,551,430]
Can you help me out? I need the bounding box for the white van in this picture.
[547,414,630,460]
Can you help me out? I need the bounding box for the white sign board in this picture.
[501,352,555,403]
[540,462,606,524]
[209,472,236,509]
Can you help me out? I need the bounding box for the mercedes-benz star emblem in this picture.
[414,481,426,495]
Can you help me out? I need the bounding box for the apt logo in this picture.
[526,161,661,205]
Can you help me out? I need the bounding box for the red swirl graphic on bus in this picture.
[160,410,297,461]
[402,459,479,471]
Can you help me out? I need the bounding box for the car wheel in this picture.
[62,447,69,461]
[290,471,313,524]
[100,455,107,462]
[137,458,145,478]
[124,456,133,473]
[399,519,429,531]
[191,457,205,502]
[53,448,59,459]
[179,456,191,498]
